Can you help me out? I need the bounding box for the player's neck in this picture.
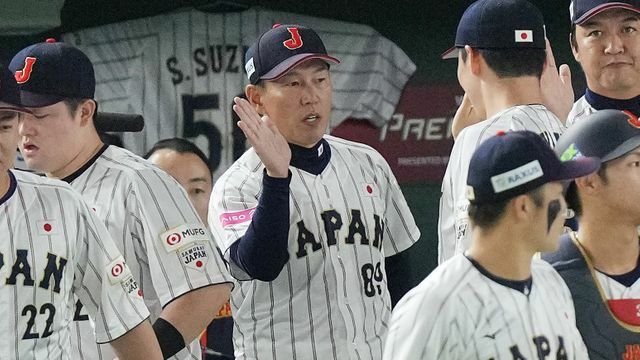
[468,229,534,281]
[576,215,639,275]
[0,170,10,199]
[481,76,544,119]
[587,83,640,101]
[48,135,105,180]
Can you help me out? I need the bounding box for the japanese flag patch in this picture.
[515,30,533,43]
[38,219,60,236]
[160,224,209,252]
[179,243,209,271]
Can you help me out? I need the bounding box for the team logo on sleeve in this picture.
[37,219,60,235]
[160,224,209,252]
[106,256,133,285]
[179,243,209,271]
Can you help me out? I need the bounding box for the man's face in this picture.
[18,101,84,177]
[0,108,20,174]
[532,182,568,253]
[573,9,640,98]
[596,149,640,224]
[256,59,332,148]
[147,149,213,224]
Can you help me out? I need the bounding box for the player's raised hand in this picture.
[451,93,485,139]
[541,38,574,125]
[233,96,291,178]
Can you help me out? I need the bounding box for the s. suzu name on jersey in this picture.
[0,250,67,293]
[296,209,384,258]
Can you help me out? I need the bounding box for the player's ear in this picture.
[511,194,535,221]
[570,32,580,63]
[245,84,266,115]
[574,173,599,195]
[464,46,482,75]
[78,99,96,127]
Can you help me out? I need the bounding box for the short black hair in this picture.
[565,162,609,216]
[461,47,546,79]
[144,137,212,173]
[468,186,545,229]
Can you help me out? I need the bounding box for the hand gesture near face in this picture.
[233,97,291,178]
[541,38,574,125]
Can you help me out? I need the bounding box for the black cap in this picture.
[442,0,546,59]
[245,24,339,84]
[570,0,640,25]
[467,131,600,204]
[556,110,640,164]
[0,63,30,113]
[9,38,95,108]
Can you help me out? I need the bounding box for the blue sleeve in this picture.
[229,170,291,281]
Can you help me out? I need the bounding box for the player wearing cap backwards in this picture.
[9,39,233,360]
[438,0,568,264]
[543,110,640,359]
[567,0,640,125]
[208,24,420,360]
[0,63,163,359]
[384,130,596,359]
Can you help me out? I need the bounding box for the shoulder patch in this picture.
[160,224,209,252]
[106,256,133,285]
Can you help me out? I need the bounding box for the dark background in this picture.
[1,0,584,303]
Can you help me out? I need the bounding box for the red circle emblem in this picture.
[138,289,143,297]
[521,33,528,40]
[111,263,124,277]
[43,223,52,232]
[166,233,181,246]
[366,185,373,194]
[196,260,203,268]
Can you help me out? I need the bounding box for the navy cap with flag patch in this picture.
[570,0,640,25]
[466,131,600,204]
[555,109,640,164]
[244,24,340,85]
[442,0,546,59]
[9,38,95,108]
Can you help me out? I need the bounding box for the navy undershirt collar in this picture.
[0,170,17,206]
[600,255,640,288]
[61,144,109,184]
[466,255,533,295]
[289,138,331,175]
[585,88,640,116]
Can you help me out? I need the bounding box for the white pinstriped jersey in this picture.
[383,255,588,360]
[0,169,149,360]
[209,135,420,360]
[567,96,596,127]
[438,105,565,264]
[67,145,233,360]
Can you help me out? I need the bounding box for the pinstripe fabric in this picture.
[596,271,640,300]
[209,135,420,360]
[567,96,597,127]
[438,105,566,264]
[0,170,149,360]
[383,255,588,359]
[66,146,233,360]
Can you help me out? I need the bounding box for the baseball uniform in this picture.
[544,234,640,359]
[65,144,233,360]
[0,169,149,360]
[209,135,420,360]
[568,89,640,127]
[438,105,565,263]
[383,255,589,360]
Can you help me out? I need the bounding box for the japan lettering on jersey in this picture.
[438,105,565,264]
[67,145,233,360]
[209,135,420,360]
[383,256,588,360]
[0,170,149,360]
[62,8,415,179]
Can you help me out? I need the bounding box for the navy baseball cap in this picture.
[0,63,30,113]
[556,110,640,165]
[245,24,339,85]
[570,0,640,25]
[466,131,600,204]
[9,38,95,108]
[442,0,546,59]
